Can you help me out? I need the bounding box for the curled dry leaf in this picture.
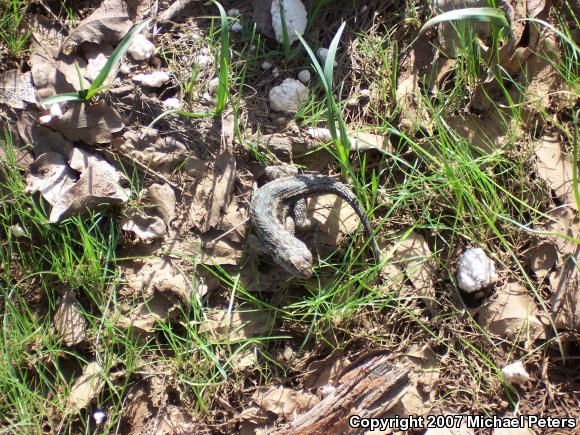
[113,129,203,175]
[199,234,243,265]
[0,70,37,109]
[534,136,577,208]
[27,148,129,222]
[119,292,183,337]
[478,282,546,342]
[122,257,191,302]
[396,76,432,134]
[546,207,579,256]
[550,255,580,330]
[122,383,151,434]
[148,405,195,434]
[446,110,509,153]
[46,101,124,145]
[199,310,274,342]
[145,183,176,226]
[303,350,351,389]
[220,200,249,244]
[189,152,236,233]
[17,112,74,156]
[121,212,167,240]
[53,290,87,346]
[393,232,437,311]
[63,0,150,52]
[527,242,558,280]
[66,361,106,414]
[306,193,361,253]
[253,386,319,420]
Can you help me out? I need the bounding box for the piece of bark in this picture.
[271,352,410,434]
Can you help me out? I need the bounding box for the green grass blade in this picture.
[86,18,151,100]
[420,7,511,36]
[323,22,346,88]
[41,93,83,105]
[279,0,291,59]
[519,17,580,57]
[211,1,230,114]
[296,32,328,90]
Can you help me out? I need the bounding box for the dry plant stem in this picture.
[158,0,200,23]
[101,149,184,193]
[271,352,410,434]
[38,0,70,34]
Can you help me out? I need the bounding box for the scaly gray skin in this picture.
[250,175,380,278]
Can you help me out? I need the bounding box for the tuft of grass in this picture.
[41,19,152,105]
[0,0,30,58]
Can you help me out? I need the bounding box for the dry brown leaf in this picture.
[239,405,274,425]
[303,350,351,389]
[113,129,204,175]
[189,152,236,233]
[393,232,437,311]
[54,290,87,346]
[199,310,274,342]
[307,193,360,251]
[550,255,580,330]
[253,386,319,420]
[47,101,124,145]
[546,207,579,256]
[121,212,167,240]
[527,242,558,280]
[17,112,74,156]
[122,257,191,301]
[145,183,176,226]
[478,282,546,342]
[66,361,105,413]
[199,235,243,265]
[446,111,508,153]
[122,383,152,434]
[0,70,37,109]
[220,200,249,244]
[26,152,77,212]
[233,347,258,370]
[534,136,577,208]
[396,76,431,134]
[63,0,150,53]
[148,405,195,435]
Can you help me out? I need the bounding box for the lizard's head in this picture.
[277,241,313,279]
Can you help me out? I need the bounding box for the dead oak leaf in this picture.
[145,183,176,226]
[550,255,580,330]
[199,310,274,342]
[253,386,319,420]
[121,212,167,240]
[0,70,37,109]
[66,361,106,414]
[534,136,577,208]
[527,242,558,280]
[303,350,351,389]
[53,290,87,346]
[46,101,124,145]
[17,112,74,156]
[63,0,150,53]
[478,282,546,344]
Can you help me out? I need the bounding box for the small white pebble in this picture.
[456,247,497,293]
[298,69,311,83]
[272,67,280,78]
[93,410,106,425]
[502,361,530,386]
[317,47,337,67]
[227,8,240,17]
[346,97,359,107]
[49,103,63,118]
[162,97,182,109]
[119,63,131,75]
[250,45,257,52]
[39,114,53,124]
[208,77,220,94]
[360,88,370,97]
[84,53,108,81]
[133,71,170,88]
[203,92,217,105]
[128,34,155,61]
[269,78,309,112]
[9,224,26,238]
[231,22,242,32]
[261,61,273,70]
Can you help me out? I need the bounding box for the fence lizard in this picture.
[250,175,380,278]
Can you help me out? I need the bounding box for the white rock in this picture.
[227,8,240,17]
[195,54,213,68]
[317,47,329,64]
[457,247,497,293]
[502,361,530,386]
[9,224,26,238]
[133,71,170,88]
[269,78,309,113]
[231,22,242,32]
[50,103,63,118]
[128,34,155,61]
[298,69,311,83]
[261,61,273,70]
[162,97,182,109]
[360,88,370,97]
[93,410,106,425]
[272,67,280,78]
[270,0,307,44]
[208,77,220,94]
[119,63,132,75]
[84,53,108,81]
